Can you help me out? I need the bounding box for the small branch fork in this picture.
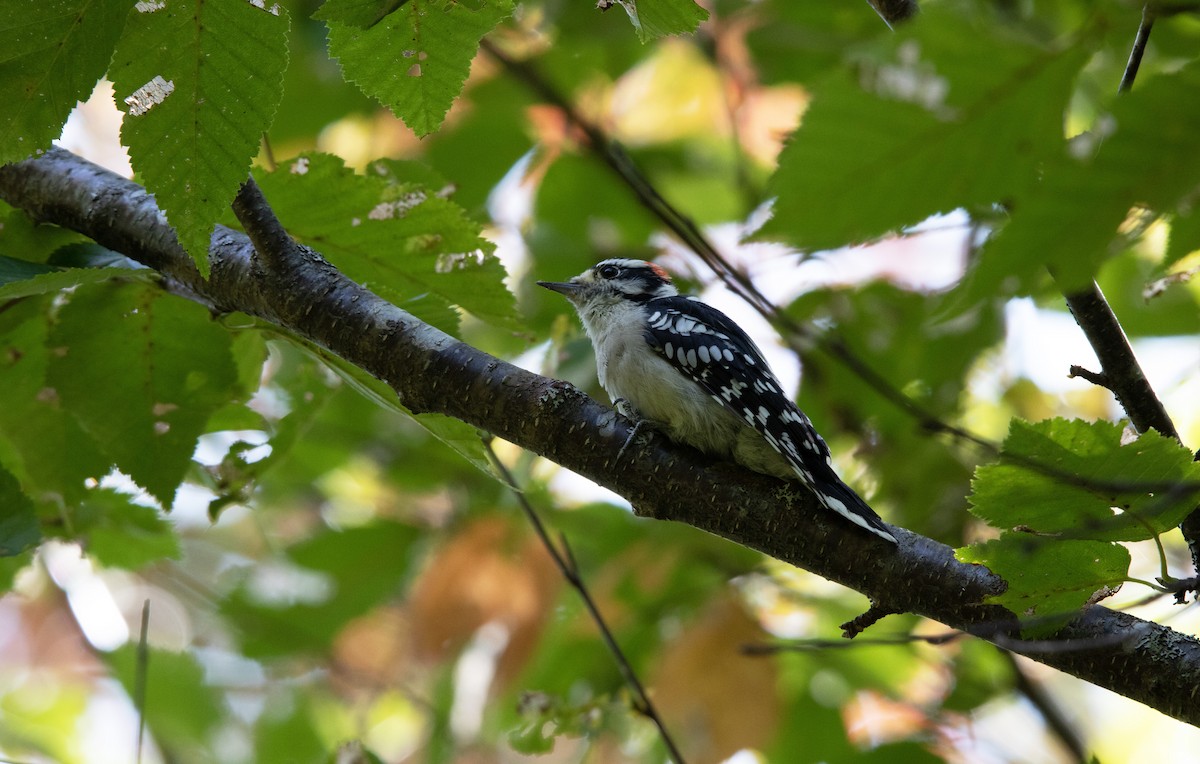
[1058,3,1200,576]
[7,147,1200,724]
[232,177,688,761]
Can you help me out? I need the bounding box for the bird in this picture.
[539,257,896,543]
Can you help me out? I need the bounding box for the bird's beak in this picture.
[537,280,583,298]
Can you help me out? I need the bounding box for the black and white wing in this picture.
[642,296,895,543]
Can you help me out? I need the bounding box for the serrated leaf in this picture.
[0,461,39,556]
[958,537,1129,633]
[71,488,181,569]
[0,0,132,164]
[251,153,517,330]
[763,8,1091,250]
[614,0,707,42]
[223,521,419,656]
[324,0,510,136]
[969,418,1200,542]
[47,282,239,507]
[108,0,289,274]
[959,61,1200,303]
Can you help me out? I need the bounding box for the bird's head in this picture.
[537,258,678,305]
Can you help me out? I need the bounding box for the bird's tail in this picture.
[814,476,897,544]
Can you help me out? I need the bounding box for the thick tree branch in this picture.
[3,149,1200,725]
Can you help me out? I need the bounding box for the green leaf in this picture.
[0,461,39,556]
[324,0,511,136]
[1094,250,1200,337]
[763,8,1092,250]
[1166,204,1200,270]
[961,60,1200,302]
[424,75,532,214]
[108,0,289,274]
[508,692,610,755]
[613,0,707,42]
[0,255,150,300]
[968,418,1200,542]
[47,282,239,507]
[106,645,224,747]
[70,488,181,569]
[0,550,34,590]
[296,335,491,474]
[251,152,517,330]
[0,0,132,164]
[257,692,328,764]
[957,536,1129,631]
[223,520,420,657]
[0,206,87,263]
[314,0,409,28]
[0,254,54,283]
[0,298,110,505]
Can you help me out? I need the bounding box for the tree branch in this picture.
[3,148,1200,725]
[1056,6,1200,573]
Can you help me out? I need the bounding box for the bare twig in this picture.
[1059,282,1178,441]
[1059,5,1200,576]
[840,602,898,638]
[483,38,1200,505]
[1119,5,1156,94]
[135,599,151,764]
[479,38,989,454]
[482,440,687,764]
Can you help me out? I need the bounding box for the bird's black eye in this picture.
[597,264,621,280]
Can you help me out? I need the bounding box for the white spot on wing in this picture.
[698,345,710,363]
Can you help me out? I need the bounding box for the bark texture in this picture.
[2,148,1199,725]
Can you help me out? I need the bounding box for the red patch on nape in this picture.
[648,262,672,283]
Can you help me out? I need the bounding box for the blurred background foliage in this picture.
[1,0,1200,762]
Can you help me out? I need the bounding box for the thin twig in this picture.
[484,39,1200,502]
[479,39,987,452]
[1061,3,1200,576]
[1119,5,1156,94]
[135,599,151,764]
[482,440,688,764]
